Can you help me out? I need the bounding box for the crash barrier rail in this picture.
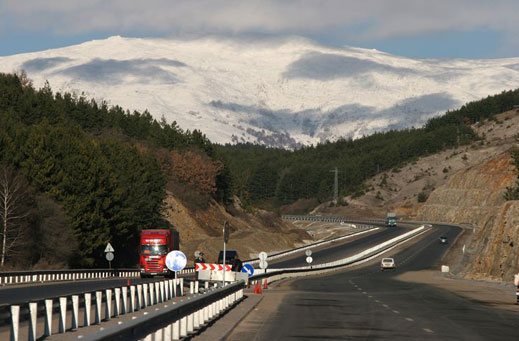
[245,222,378,266]
[250,225,430,283]
[0,268,196,286]
[80,280,245,341]
[6,277,185,341]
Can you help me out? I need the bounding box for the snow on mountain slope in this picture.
[1,35,519,148]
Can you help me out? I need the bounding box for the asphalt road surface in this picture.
[270,224,406,268]
[229,224,519,340]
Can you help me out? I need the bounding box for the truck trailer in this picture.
[139,229,180,278]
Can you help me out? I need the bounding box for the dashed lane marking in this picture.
[405,318,414,322]
[393,310,399,314]
[382,304,389,308]
[423,328,434,333]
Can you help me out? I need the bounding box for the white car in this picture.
[380,258,396,271]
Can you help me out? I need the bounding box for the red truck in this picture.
[139,229,180,278]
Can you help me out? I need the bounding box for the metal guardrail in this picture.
[7,277,186,340]
[0,268,196,286]
[82,281,246,340]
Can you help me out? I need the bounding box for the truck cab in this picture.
[386,213,397,227]
[139,229,179,278]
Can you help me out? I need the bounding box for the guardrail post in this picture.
[149,283,155,305]
[143,284,149,307]
[95,291,102,324]
[180,278,184,296]
[194,308,200,329]
[172,320,180,340]
[153,329,162,341]
[195,281,199,293]
[114,287,121,317]
[58,297,67,333]
[180,316,187,337]
[122,286,128,314]
[203,305,209,323]
[173,279,177,297]
[105,289,112,320]
[164,280,170,300]
[155,282,160,303]
[130,285,136,312]
[84,293,91,327]
[28,302,37,341]
[44,299,53,336]
[168,279,173,298]
[71,295,79,329]
[198,307,204,326]
[189,281,194,294]
[205,281,209,290]
[137,284,143,310]
[164,323,172,340]
[10,305,19,341]
[160,281,165,302]
[187,313,194,333]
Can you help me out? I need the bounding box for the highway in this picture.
[270,224,405,268]
[228,224,519,340]
[0,224,398,306]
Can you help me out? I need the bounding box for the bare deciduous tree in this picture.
[0,167,29,267]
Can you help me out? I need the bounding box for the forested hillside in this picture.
[218,89,519,210]
[0,73,230,268]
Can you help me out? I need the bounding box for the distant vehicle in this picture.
[439,236,448,244]
[386,213,397,227]
[217,250,238,265]
[139,229,180,278]
[380,257,396,271]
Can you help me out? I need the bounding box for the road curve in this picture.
[228,224,519,340]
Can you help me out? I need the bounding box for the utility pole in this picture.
[330,167,339,205]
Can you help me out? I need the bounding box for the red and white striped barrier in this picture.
[195,263,232,271]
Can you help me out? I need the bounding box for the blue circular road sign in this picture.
[241,264,255,277]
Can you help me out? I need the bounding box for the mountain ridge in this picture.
[1,35,519,148]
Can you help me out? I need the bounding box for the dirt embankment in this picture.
[162,193,312,264]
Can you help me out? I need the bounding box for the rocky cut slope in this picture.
[416,151,519,281]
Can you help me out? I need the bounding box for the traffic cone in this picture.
[263,279,268,290]
[254,282,262,294]
[127,279,130,286]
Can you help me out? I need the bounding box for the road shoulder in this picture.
[395,270,519,311]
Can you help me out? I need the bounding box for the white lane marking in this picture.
[375,300,381,303]
[405,318,414,322]
[423,328,434,333]
[382,304,389,308]
[393,310,399,314]
[357,288,362,291]
[362,292,367,294]
[368,295,373,298]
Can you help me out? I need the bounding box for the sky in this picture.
[1,0,518,59]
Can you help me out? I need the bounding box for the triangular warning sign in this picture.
[104,243,115,253]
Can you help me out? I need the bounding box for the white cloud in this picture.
[2,0,519,45]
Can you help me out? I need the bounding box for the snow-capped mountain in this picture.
[1,35,519,148]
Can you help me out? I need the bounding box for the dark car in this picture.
[217,250,238,264]
[439,236,448,244]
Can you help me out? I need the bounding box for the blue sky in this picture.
[1,0,518,59]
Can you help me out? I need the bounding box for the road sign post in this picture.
[222,221,229,287]
[104,243,115,269]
